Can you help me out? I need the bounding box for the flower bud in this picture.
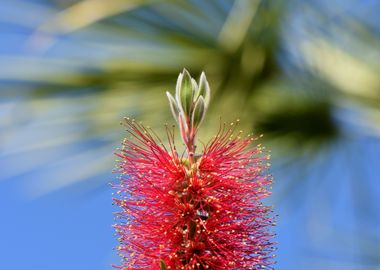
[192,96,206,130]
[176,68,193,115]
[196,72,210,108]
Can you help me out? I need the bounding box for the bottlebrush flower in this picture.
[113,69,275,270]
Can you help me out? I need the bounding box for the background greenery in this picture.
[1,0,379,269]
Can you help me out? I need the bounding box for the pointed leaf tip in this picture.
[198,71,210,108]
[166,91,179,122]
[177,69,193,115]
[175,73,183,100]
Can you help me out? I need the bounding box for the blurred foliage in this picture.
[0,0,379,181]
[1,0,380,268]
[1,0,379,190]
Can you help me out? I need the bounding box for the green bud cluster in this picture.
[166,69,210,147]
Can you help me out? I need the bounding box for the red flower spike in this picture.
[113,70,275,270]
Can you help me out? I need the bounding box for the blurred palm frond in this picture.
[1,0,379,196]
